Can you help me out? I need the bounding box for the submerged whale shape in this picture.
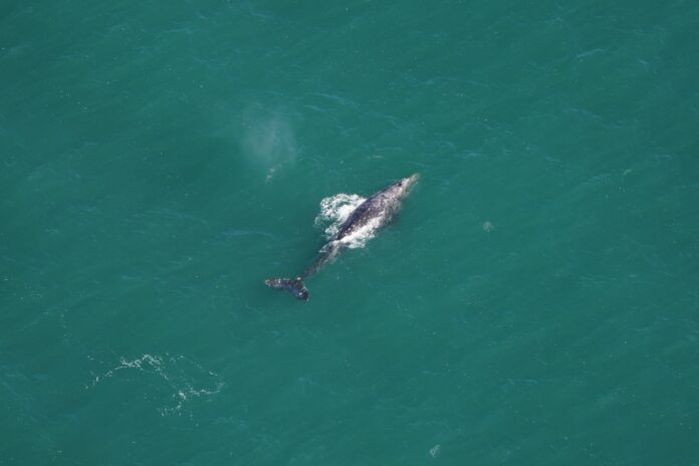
[265,173,419,301]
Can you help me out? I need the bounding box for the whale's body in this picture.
[265,174,419,301]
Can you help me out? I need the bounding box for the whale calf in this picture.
[265,173,419,301]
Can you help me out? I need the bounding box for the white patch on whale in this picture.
[314,193,364,237]
[314,193,380,249]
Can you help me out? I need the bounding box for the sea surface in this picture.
[2,1,698,465]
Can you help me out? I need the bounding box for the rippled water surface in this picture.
[2,1,698,464]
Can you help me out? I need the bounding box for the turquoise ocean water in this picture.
[2,1,698,464]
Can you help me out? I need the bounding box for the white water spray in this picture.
[314,193,380,249]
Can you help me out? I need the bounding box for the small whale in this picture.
[265,174,419,301]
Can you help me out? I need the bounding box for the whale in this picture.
[265,173,419,301]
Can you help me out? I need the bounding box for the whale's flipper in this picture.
[264,277,309,301]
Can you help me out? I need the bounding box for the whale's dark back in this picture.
[334,195,378,240]
[334,185,398,239]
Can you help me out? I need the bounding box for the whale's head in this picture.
[386,173,420,200]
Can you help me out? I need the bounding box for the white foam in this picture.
[86,353,224,416]
[314,193,381,249]
[314,193,365,238]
